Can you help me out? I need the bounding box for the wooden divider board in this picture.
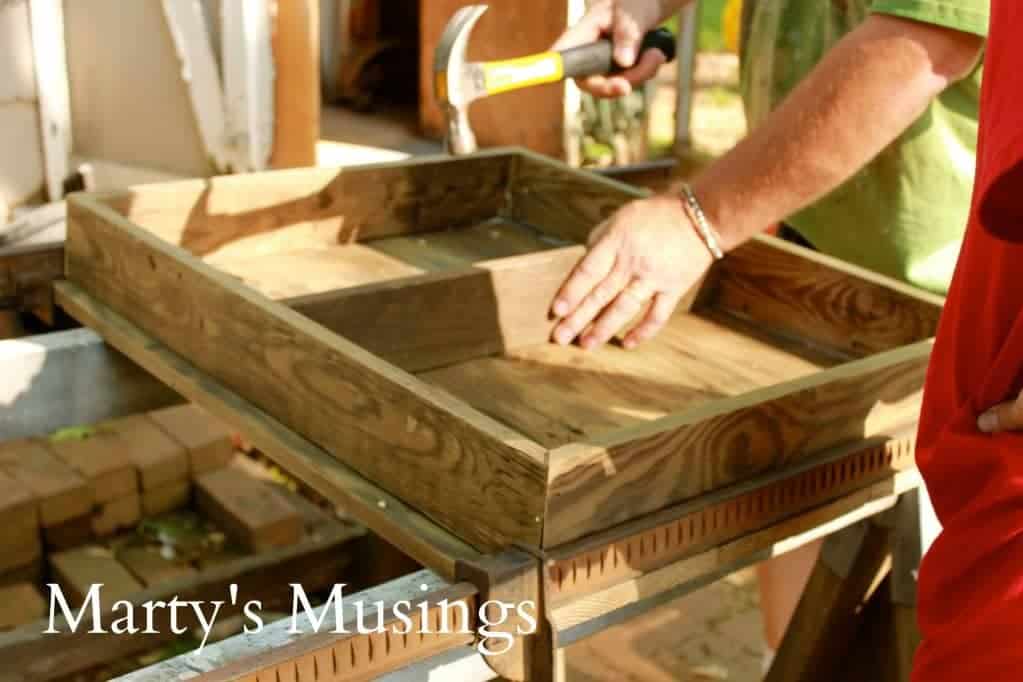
[63,149,943,555]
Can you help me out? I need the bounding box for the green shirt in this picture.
[741,0,988,294]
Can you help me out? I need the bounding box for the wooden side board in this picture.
[289,246,584,372]
[707,237,944,358]
[89,150,515,257]
[542,340,931,547]
[63,195,548,552]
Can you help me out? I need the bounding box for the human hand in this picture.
[978,389,1023,433]
[552,0,670,98]
[550,194,715,350]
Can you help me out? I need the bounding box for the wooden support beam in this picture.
[0,328,178,440]
[0,241,63,324]
[288,246,584,372]
[270,0,319,168]
[766,520,893,682]
[55,280,481,577]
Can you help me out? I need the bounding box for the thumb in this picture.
[612,7,645,68]
[978,392,1023,433]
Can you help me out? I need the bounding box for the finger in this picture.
[619,48,666,87]
[551,229,618,318]
[576,74,632,98]
[611,6,645,67]
[587,219,613,246]
[552,1,611,50]
[581,279,656,349]
[623,290,683,349]
[554,261,632,346]
[979,397,1023,433]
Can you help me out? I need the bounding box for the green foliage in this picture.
[699,0,729,52]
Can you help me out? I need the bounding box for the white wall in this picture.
[0,0,46,221]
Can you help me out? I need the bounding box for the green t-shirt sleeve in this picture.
[870,0,990,37]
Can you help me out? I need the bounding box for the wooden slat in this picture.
[64,195,546,551]
[0,241,63,322]
[55,280,482,575]
[290,246,584,372]
[544,433,916,604]
[90,150,514,257]
[707,236,944,358]
[543,340,931,547]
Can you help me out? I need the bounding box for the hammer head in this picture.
[434,5,489,155]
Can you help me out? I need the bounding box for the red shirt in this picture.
[914,2,1023,679]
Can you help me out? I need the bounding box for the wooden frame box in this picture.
[58,148,942,556]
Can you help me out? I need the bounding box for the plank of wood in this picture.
[269,0,319,168]
[103,414,189,490]
[208,242,422,300]
[141,479,191,517]
[508,151,647,244]
[542,341,931,547]
[49,430,137,503]
[147,404,235,476]
[5,519,359,681]
[27,0,73,203]
[114,570,473,681]
[291,246,584,372]
[54,279,481,576]
[50,545,143,606]
[63,195,547,551]
[766,522,892,682]
[424,310,827,448]
[420,0,569,156]
[0,327,180,441]
[0,439,91,527]
[196,468,303,551]
[91,493,141,537]
[707,236,944,358]
[0,241,63,324]
[0,584,46,631]
[90,150,513,257]
[116,545,196,587]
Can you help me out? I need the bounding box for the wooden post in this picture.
[270,0,320,168]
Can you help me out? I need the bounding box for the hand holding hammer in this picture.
[435,5,676,155]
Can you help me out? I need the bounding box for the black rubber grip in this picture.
[560,27,677,80]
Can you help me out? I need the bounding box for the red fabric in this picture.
[913,3,1023,679]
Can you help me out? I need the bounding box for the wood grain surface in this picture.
[542,340,931,547]
[64,195,547,552]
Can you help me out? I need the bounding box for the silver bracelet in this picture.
[680,183,725,261]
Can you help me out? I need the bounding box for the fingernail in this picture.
[553,300,568,317]
[555,328,572,345]
[623,338,637,350]
[978,411,998,433]
[616,47,636,67]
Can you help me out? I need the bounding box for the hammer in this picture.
[435,5,677,155]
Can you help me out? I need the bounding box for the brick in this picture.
[104,415,189,490]
[0,558,43,588]
[50,430,137,503]
[0,470,39,548]
[196,469,302,551]
[44,514,94,551]
[50,546,142,606]
[0,535,41,574]
[117,545,196,587]
[92,494,141,537]
[149,405,234,476]
[0,583,47,630]
[0,440,91,526]
[142,479,191,517]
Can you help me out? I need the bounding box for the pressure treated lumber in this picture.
[543,340,930,547]
[290,246,585,372]
[63,195,547,551]
[55,280,483,576]
[89,150,513,257]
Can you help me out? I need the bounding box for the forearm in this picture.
[690,14,984,251]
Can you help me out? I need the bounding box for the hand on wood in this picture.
[978,389,1023,433]
[552,0,668,98]
[550,195,714,350]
